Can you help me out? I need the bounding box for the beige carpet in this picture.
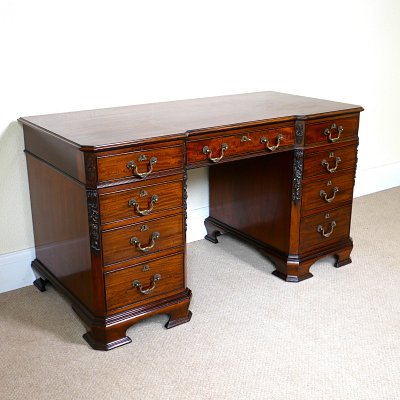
[1,187,400,400]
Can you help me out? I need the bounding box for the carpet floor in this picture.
[1,187,400,400]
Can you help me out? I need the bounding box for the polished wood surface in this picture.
[187,125,294,166]
[301,171,355,214]
[102,213,184,265]
[303,142,358,178]
[21,91,362,350]
[299,204,353,252]
[97,144,183,182]
[305,115,359,145]
[20,91,362,148]
[105,252,184,311]
[99,177,183,225]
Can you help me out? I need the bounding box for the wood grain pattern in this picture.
[299,204,352,252]
[102,213,183,266]
[99,179,183,225]
[303,142,358,178]
[97,144,183,182]
[301,171,355,215]
[187,125,294,165]
[104,253,184,311]
[19,92,362,149]
[305,115,359,145]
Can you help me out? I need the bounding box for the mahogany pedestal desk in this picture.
[20,92,363,350]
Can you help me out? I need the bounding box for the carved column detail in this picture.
[292,149,304,204]
[87,190,100,252]
[295,121,304,145]
[183,172,188,231]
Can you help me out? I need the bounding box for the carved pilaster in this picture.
[183,172,188,231]
[295,121,304,145]
[87,190,100,252]
[292,149,304,204]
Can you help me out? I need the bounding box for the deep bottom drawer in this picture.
[104,253,185,311]
[299,204,352,252]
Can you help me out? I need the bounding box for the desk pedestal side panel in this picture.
[24,128,191,351]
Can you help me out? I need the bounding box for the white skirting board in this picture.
[0,248,36,294]
[1,161,399,294]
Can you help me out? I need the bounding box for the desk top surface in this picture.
[20,91,362,149]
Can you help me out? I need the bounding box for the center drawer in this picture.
[102,213,184,266]
[104,252,185,311]
[186,125,294,165]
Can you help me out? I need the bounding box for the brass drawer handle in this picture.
[128,194,159,216]
[132,273,161,295]
[317,221,336,238]
[203,143,228,163]
[127,156,157,178]
[324,123,343,143]
[321,157,341,173]
[320,187,339,203]
[260,133,283,151]
[130,232,160,252]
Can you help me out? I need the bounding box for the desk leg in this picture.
[204,217,226,243]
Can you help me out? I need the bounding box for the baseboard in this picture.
[0,247,36,294]
[354,162,400,197]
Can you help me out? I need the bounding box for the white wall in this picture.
[1,0,399,292]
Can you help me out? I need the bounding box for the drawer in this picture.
[102,213,184,265]
[104,253,184,311]
[301,172,355,214]
[99,179,183,225]
[305,116,359,145]
[186,126,294,165]
[97,145,183,182]
[299,204,352,252]
[303,143,358,178]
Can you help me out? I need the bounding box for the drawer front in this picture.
[305,116,359,145]
[299,205,352,252]
[105,253,184,311]
[303,144,357,179]
[102,213,183,265]
[97,145,183,182]
[99,179,183,224]
[301,172,355,214]
[186,126,294,165]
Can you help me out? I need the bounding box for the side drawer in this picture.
[186,126,294,165]
[299,204,352,252]
[301,172,355,215]
[104,253,185,311]
[99,178,183,225]
[97,145,183,182]
[102,213,184,265]
[305,116,359,145]
[303,143,358,178]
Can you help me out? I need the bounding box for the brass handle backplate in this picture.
[128,194,159,216]
[321,157,341,173]
[324,123,343,143]
[130,232,160,252]
[203,143,228,163]
[317,221,337,238]
[320,187,339,203]
[132,273,161,295]
[241,135,252,142]
[127,156,157,178]
[260,133,283,151]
